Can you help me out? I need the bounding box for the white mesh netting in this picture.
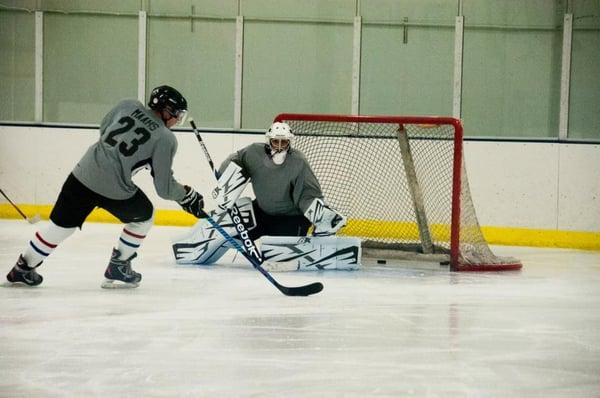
[278,115,521,271]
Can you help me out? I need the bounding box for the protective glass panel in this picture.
[243,21,353,129]
[147,16,236,128]
[462,0,563,138]
[241,0,355,20]
[361,25,454,116]
[568,0,600,140]
[0,9,35,121]
[39,0,139,13]
[147,0,238,17]
[43,13,137,124]
[359,1,456,117]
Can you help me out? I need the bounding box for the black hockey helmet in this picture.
[148,85,188,123]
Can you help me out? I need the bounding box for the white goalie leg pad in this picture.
[260,236,361,271]
[212,161,250,210]
[172,197,256,265]
[304,198,347,236]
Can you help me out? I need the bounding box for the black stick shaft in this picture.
[190,121,218,179]
[0,188,29,220]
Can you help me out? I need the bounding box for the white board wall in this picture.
[1,125,599,233]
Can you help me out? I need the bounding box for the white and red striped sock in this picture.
[22,221,76,267]
[116,218,153,260]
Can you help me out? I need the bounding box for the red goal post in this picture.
[274,113,522,272]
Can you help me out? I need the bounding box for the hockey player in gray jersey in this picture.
[173,122,361,271]
[6,85,206,288]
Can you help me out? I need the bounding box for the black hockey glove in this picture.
[178,186,206,218]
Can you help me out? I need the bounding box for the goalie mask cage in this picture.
[274,113,522,272]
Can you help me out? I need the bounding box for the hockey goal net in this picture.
[274,113,522,272]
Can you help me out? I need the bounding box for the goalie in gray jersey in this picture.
[6,85,206,289]
[218,122,326,240]
[173,122,361,271]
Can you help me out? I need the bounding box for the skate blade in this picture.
[101,279,139,289]
[2,281,41,288]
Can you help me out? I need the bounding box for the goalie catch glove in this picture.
[304,198,347,236]
[178,186,206,218]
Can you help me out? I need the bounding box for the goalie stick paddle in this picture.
[189,119,323,297]
[0,188,40,224]
[200,210,323,296]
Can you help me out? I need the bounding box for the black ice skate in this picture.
[6,255,43,287]
[101,249,142,289]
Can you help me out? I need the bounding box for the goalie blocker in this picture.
[212,161,249,211]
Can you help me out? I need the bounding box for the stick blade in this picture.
[280,282,323,297]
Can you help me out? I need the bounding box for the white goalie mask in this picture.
[265,122,294,165]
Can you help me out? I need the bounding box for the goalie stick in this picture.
[0,188,40,224]
[199,209,322,296]
[189,119,323,297]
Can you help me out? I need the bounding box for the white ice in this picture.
[1,219,599,397]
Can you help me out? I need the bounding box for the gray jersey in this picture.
[72,99,187,201]
[219,143,323,216]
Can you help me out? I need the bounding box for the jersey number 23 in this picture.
[104,116,151,157]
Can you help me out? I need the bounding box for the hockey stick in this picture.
[0,188,41,224]
[189,119,323,296]
[199,209,322,296]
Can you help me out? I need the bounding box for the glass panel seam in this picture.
[35,11,43,122]
[138,11,147,104]
[234,16,244,129]
[352,16,361,115]
[559,14,572,140]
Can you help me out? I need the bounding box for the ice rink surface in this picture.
[1,219,599,397]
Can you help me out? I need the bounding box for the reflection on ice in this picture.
[1,220,599,397]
